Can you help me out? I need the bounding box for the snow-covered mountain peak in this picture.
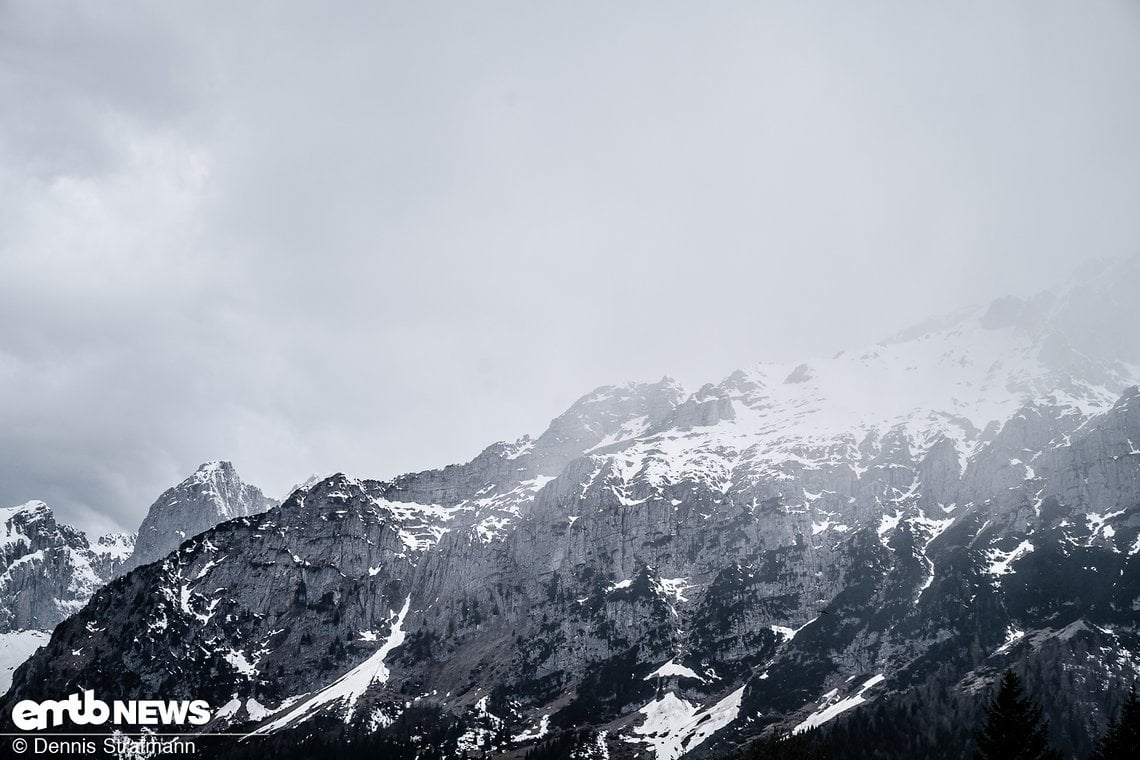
[722,263,1139,451]
[0,499,128,634]
[2,502,51,554]
[523,377,687,462]
[0,500,52,526]
[190,460,239,489]
[545,264,1140,528]
[346,263,1140,553]
[0,501,87,558]
[91,532,135,563]
[124,461,277,571]
[282,473,328,501]
[547,378,685,433]
[730,311,1046,446]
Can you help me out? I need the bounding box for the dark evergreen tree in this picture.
[973,669,1061,760]
[523,729,587,759]
[1091,686,1140,760]
[737,729,829,759]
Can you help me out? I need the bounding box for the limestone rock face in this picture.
[124,460,277,572]
[90,532,135,579]
[0,501,132,632]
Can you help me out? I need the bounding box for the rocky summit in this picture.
[123,460,278,572]
[0,500,133,692]
[5,258,1140,759]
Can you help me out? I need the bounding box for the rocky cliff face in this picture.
[0,501,133,633]
[7,262,1140,759]
[123,460,278,572]
[0,502,134,693]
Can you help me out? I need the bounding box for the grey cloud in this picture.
[2,1,1139,534]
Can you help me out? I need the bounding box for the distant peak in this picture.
[190,460,238,484]
[692,382,726,400]
[0,500,52,522]
[581,376,685,400]
[308,472,363,495]
[281,473,329,500]
[126,460,276,570]
[195,460,234,473]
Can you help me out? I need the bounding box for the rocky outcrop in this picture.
[0,501,132,632]
[124,460,277,572]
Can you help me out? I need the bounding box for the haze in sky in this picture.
[2,1,1139,534]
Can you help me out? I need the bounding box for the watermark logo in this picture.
[11,691,211,731]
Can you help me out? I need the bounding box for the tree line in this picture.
[733,670,1140,760]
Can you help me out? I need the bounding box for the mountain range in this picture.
[0,461,275,692]
[4,256,1140,758]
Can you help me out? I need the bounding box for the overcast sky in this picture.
[2,1,1139,535]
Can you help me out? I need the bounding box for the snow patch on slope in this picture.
[795,674,885,733]
[252,597,411,733]
[986,540,1034,577]
[644,660,705,682]
[0,629,50,693]
[627,687,745,760]
[578,301,1137,504]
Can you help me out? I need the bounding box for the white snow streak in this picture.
[644,660,705,682]
[986,540,1034,576]
[252,597,411,733]
[794,674,885,733]
[0,630,50,693]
